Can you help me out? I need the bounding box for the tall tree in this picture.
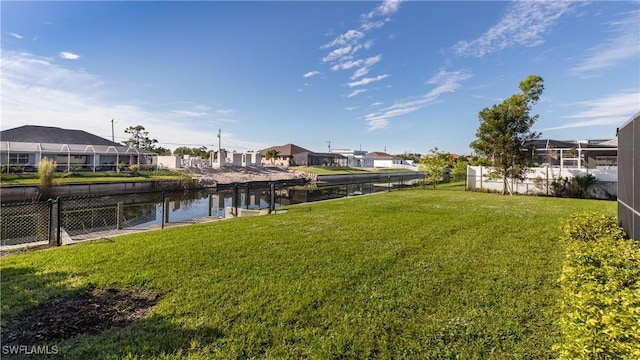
[420,147,453,188]
[122,125,158,150]
[470,75,543,195]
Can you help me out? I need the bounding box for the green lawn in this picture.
[1,189,615,359]
[0,170,186,185]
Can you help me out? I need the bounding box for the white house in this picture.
[330,149,374,168]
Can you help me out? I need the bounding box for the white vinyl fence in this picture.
[466,166,617,199]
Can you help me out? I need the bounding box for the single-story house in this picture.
[260,144,310,166]
[260,144,347,167]
[0,125,156,172]
[330,149,374,168]
[367,151,413,169]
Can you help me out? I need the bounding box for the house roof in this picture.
[532,139,617,150]
[1,125,120,146]
[0,125,156,155]
[366,152,399,160]
[261,143,311,157]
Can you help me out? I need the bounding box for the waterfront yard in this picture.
[1,188,616,359]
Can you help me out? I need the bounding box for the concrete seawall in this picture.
[315,171,425,184]
[0,181,185,203]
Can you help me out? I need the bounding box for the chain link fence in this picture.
[1,177,426,250]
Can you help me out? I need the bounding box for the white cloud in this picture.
[424,69,472,101]
[323,45,352,63]
[303,70,321,78]
[346,89,368,98]
[364,54,382,66]
[364,0,403,19]
[540,91,640,131]
[59,51,80,60]
[351,67,370,80]
[8,32,23,39]
[331,59,363,71]
[347,74,389,87]
[367,118,389,131]
[453,1,576,57]
[1,51,262,151]
[363,69,471,131]
[570,10,640,75]
[322,29,365,49]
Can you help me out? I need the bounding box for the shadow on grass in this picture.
[1,266,224,359]
[57,315,225,359]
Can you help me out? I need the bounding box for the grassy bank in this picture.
[0,170,186,185]
[1,189,615,359]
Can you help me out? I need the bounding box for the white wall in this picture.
[157,156,182,169]
[466,165,617,199]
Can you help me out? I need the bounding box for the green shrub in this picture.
[561,212,628,242]
[556,213,640,359]
[37,157,57,199]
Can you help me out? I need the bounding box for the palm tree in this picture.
[265,149,280,166]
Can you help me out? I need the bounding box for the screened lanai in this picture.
[0,141,155,172]
[532,139,618,170]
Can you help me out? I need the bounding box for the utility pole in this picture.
[217,128,221,154]
[111,118,115,142]
[327,140,331,153]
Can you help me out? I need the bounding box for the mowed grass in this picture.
[0,170,186,185]
[1,189,615,359]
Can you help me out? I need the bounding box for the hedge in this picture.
[556,212,640,359]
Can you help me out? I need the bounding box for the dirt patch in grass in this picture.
[1,288,158,345]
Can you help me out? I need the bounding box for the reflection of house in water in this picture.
[62,193,160,235]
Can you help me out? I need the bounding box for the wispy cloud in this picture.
[346,89,367,98]
[303,70,321,78]
[7,32,23,39]
[59,51,80,60]
[1,51,262,150]
[320,0,402,91]
[363,69,471,131]
[364,0,403,19]
[347,74,389,88]
[453,1,577,57]
[570,10,640,75]
[540,91,640,131]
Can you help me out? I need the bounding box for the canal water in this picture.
[1,177,424,246]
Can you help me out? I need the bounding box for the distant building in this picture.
[0,125,155,172]
[367,151,416,169]
[260,144,346,167]
[330,149,374,168]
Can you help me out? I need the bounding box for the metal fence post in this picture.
[269,182,276,214]
[161,192,166,229]
[56,197,62,246]
[208,194,213,217]
[47,198,55,245]
[117,202,124,229]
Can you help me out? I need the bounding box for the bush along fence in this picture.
[466,165,617,199]
[555,212,640,359]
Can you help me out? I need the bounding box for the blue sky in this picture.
[2,1,639,155]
